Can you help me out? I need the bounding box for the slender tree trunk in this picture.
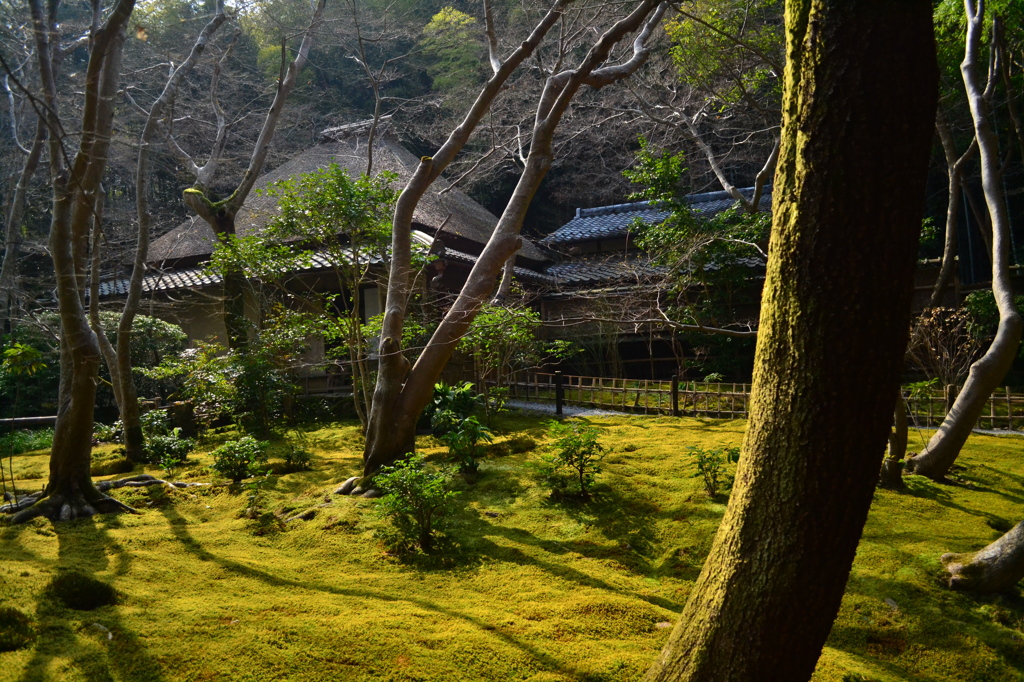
[642,0,937,679]
[927,112,976,311]
[879,389,909,489]
[905,8,1021,481]
[942,520,1024,592]
[0,120,45,332]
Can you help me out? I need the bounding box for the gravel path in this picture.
[505,399,620,418]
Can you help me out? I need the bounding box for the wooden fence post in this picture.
[671,374,680,417]
[555,371,564,416]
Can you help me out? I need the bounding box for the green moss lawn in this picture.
[3,413,1024,681]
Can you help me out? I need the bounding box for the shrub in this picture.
[210,436,269,482]
[140,409,172,438]
[540,420,605,499]
[440,416,492,474]
[689,445,740,498]
[426,382,478,436]
[0,607,34,651]
[374,455,457,553]
[146,429,195,472]
[46,571,117,611]
[281,444,313,472]
[92,421,121,444]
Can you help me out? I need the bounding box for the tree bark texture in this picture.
[905,7,1021,481]
[942,521,1024,592]
[362,1,665,478]
[643,1,937,680]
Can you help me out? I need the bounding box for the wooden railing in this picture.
[505,372,1024,431]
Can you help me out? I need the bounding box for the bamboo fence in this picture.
[504,372,1024,430]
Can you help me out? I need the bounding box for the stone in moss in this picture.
[0,607,35,651]
[46,571,118,611]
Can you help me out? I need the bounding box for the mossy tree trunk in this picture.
[12,0,139,523]
[879,389,909,490]
[642,0,937,679]
[943,520,1024,592]
[905,7,1021,481]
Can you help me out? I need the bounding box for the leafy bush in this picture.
[374,455,458,553]
[539,420,606,499]
[0,607,34,651]
[426,382,478,436]
[140,409,172,437]
[689,445,740,498]
[0,428,53,455]
[146,430,195,473]
[440,416,492,474]
[210,436,269,482]
[46,572,117,610]
[92,421,121,443]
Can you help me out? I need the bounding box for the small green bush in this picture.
[540,420,605,500]
[146,429,195,472]
[46,572,117,611]
[689,445,740,498]
[374,455,457,553]
[92,421,121,443]
[140,409,171,437]
[210,436,269,482]
[0,607,34,651]
[426,382,478,436]
[440,416,492,474]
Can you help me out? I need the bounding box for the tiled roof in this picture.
[100,246,553,296]
[543,254,765,288]
[541,186,772,246]
[97,267,221,297]
[439,247,555,284]
[544,256,665,286]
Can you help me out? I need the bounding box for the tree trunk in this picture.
[879,389,909,490]
[642,0,937,679]
[11,0,139,523]
[927,112,976,311]
[942,521,1024,592]
[905,9,1021,481]
[361,0,665,478]
[0,120,45,333]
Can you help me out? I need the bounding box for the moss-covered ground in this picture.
[1,413,1024,681]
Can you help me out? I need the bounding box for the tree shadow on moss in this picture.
[155,503,584,679]
[832,572,1024,681]
[13,516,166,682]
[903,475,1020,529]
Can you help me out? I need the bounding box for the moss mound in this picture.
[0,607,34,652]
[46,571,117,611]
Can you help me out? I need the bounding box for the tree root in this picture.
[3,475,209,524]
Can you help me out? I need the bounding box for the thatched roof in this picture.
[149,129,548,264]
